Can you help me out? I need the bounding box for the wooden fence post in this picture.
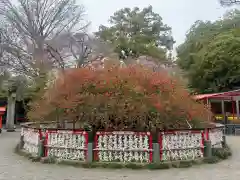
[222,135,226,147]
[19,135,24,149]
[38,137,45,157]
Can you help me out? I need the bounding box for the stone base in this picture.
[6,129,15,132]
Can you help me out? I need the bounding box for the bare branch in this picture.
[0,0,89,76]
[45,43,65,69]
[220,0,240,6]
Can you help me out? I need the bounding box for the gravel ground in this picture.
[0,131,239,180]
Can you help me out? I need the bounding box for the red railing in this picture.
[94,131,153,162]
[159,130,205,161]
[20,122,224,162]
[44,130,88,161]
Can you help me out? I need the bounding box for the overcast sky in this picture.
[81,0,235,47]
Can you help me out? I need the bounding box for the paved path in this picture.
[0,131,239,180]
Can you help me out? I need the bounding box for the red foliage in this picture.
[28,63,212,131]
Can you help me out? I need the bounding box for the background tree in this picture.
[95,6,175,63]
[188,29,240,93]
[0,0,89,77]
[176,9,240,93]
[0,0,89,130]
[47,32,95,68]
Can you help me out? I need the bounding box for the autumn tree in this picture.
[28,61,212,130]
[95,6,175,63]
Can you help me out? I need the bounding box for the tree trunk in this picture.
[6,93,16,132]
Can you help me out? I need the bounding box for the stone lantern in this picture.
[6,83,17,132]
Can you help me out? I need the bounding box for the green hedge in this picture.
[204,145,232,164]
[14,142,232,170]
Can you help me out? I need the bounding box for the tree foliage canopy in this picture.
[28,61,212,131]
[95,6,174,62]
[177,9,240,93]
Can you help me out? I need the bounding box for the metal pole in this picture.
[236,99,240,119]
[232,97,235,120]
[221,100,225,116]
[221,100,227,124]
[206,98,211,121]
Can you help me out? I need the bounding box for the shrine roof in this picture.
[193,89,240,100]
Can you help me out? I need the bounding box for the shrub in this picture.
[212,146,232,159]
[27,61,212,131]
